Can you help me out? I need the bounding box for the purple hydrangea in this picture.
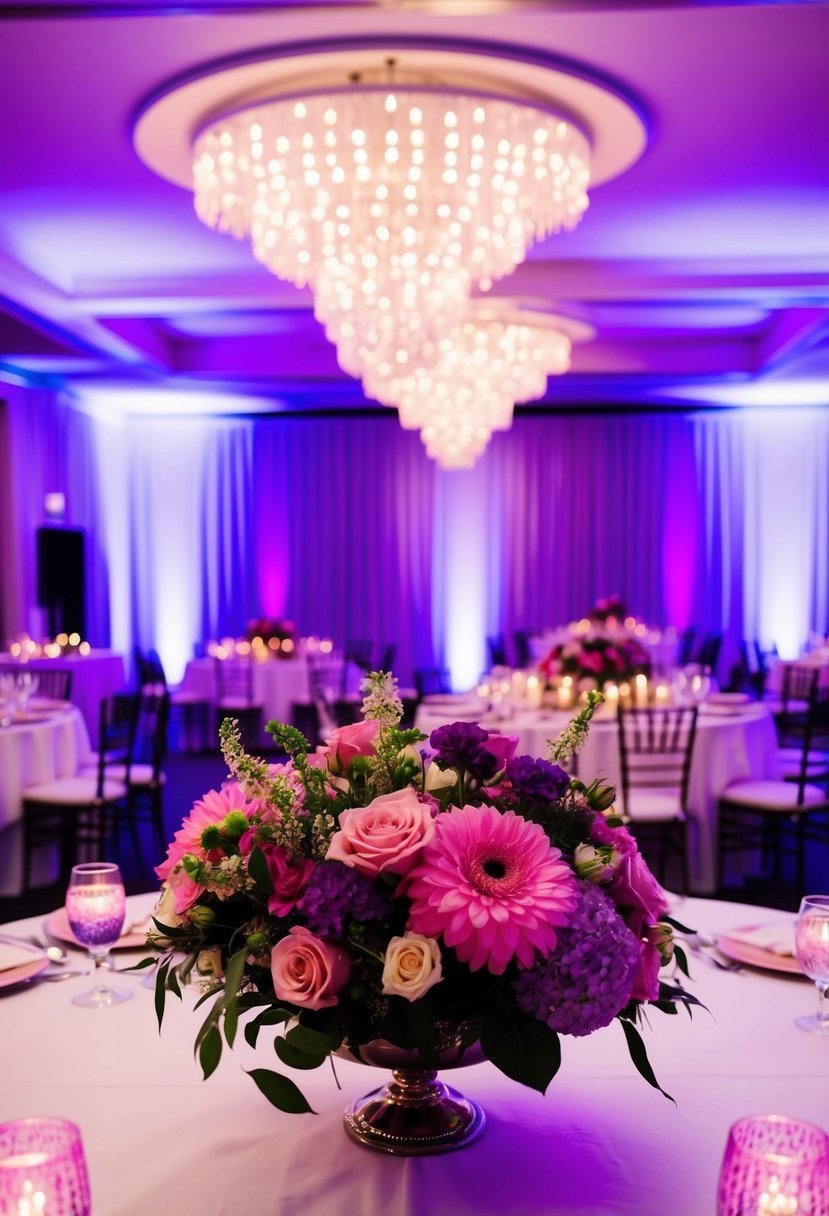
[506,754,570,803]
[429,722,498,781]
[512,880,640,1037]
[300,861,393,938]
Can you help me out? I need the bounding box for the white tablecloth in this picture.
[181,657,311,742]
[0,894,824,1216]
[0,706,90,895]
[416,704,779,895]
[0,652,126,737]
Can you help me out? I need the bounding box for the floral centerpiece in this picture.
[589,594,629,625]
[146,673,698,1154]
[244,617,296,652]
[538,632,650,691]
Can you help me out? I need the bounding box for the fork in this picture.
[679,932,744,973]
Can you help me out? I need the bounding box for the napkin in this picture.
[723,923,795,956]
[0,942,39,972]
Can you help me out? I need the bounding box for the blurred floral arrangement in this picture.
[589,595,629,624]
[538,633,651,691]
[145,674,699,1115]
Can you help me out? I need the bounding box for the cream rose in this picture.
[326,787,435,876]
[381,934,443,1001]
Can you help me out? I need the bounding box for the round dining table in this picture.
[0,893,824,1216]
[0,703,90,896]
[0,651,126,738]
[416,700,779,896]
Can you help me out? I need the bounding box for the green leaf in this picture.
[154,959,170,1032]
[199,1025,223,1080]
[167,964,182,1001]
[122,956,157,971]
[274,1037,328,1071]
[244,1021,262,1049]
[618,1017,675,1104]
[284,1024,333,1056]
[480,1006,561,1095]
[663,914,695,935]
[151,917,192,939]
[192,984,223,1011]
[224,998,239,1049]
[672,943,690,978]
[246,1068,316,1114]
[223,947,247,1003]
[247,846,273,896]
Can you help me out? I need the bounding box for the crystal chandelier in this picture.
[136,41,645,462]
[192,77,590,378]
[373,306,581,470]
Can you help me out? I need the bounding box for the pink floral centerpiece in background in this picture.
[146,674,699,1148]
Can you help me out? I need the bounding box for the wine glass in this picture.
[15,671,38,713]
[0,674,16,728]
[65,862,132,1008]
[794,894,829,1035]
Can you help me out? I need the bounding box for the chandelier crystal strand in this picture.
[373,314,573,470]
[193,87,590,375]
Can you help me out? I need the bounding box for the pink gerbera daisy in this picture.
[405,804,577,975]
[156,782,256,881]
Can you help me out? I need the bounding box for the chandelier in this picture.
[374,304,592,470]
[192,80,590,380]
[135,40,646,460]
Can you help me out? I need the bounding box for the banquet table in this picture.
[416,701,779,895]
[180,656,311,744]
[0,704,90,895]
[0,651,126,738]
[1,893,825,1216]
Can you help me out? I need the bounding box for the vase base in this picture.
[343,1069,485,1156]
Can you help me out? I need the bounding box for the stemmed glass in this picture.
[15,671,38,713]
[65,862,132,1008]
[0,674,16,728]
[794,894,829,1035]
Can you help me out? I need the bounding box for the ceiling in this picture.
[1,0,828,415]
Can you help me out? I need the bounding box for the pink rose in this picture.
[610,851,668,938]
[484,733,519,773]
[630,939,662,1002]
[167,865,204,914]
[327,719,381,772]
[270,926,350,1010]
[263,846,315,917]
[326,787,436,876]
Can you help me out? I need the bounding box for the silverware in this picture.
[679,932,744,973]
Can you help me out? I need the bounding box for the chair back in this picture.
[513,629,534,669]
[214,654,256,706]
[487,635,509,669]
[786,682,829,805]
[377,643,397,674]
[93,693,138,798]
[695,633,722,676]
[415,668,451,699]
[17,667,73,702]
[341,640,374,695]
[133,688,170,780]
[134,647,166,689]
[617,706,699,810]
[676,628,696,667]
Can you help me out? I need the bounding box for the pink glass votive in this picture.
[0,1117,90,1215]
[717,1114,829,1216]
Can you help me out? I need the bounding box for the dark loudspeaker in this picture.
[37,526,85,637]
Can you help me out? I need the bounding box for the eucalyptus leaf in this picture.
[246,1068,316,1114]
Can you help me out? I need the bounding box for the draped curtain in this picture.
[3,382,828,690]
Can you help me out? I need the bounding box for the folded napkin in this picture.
[0,942,39,972]
[723,923,795,956]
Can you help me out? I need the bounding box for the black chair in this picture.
[215,654,263,750]
[83,689,171,862]
[718,683,829,895]
[487,635,509,669]
[694,633,722,680]
[341,640,374,695]
[513,629,534,669]
[775,666,829,783]
[676,628,696,667]
[414,668,451,699]
[22,695,135,891]
[134,646,210,753]
[617,706,699,892]
[377,643,398,675]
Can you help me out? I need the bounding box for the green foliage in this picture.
[481,1004,562,1095]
